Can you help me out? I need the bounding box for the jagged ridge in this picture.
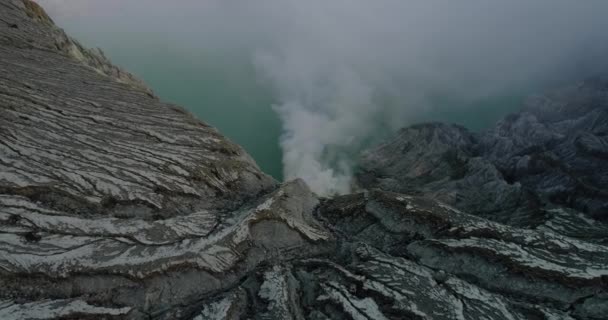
[0,1,607,319]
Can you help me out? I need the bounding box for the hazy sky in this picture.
[38,0,608,194]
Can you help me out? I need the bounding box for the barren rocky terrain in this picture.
[1,1,606,319]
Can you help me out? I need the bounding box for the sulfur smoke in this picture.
[40,0,608,195]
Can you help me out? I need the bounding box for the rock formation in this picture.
[1,1,607,319]
[359,78,608,243]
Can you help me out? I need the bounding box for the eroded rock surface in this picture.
[0,0,276,217]
[1,179,332,319]
[183,191,608,319]
[1,1,607,319]
[358,78,608,242]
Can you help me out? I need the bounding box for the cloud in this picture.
[36,0,100,18]
[241,0,608,194]
[37,0,608,195]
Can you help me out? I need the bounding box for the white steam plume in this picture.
[39,0,608,195]
[254,50,377,195]
[247,0,608,195]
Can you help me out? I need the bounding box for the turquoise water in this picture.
[59,24,531,182]
[88,48,529,181]
[63,27,285,179]
[112,50,285,180]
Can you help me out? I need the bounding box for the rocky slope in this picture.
[1,1,607,319]
[359,78,608,243]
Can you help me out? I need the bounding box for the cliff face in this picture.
[1,1,607,319]
[0,0,276,214]
[359,78,608,243]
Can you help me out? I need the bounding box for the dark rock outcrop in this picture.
[184,191,608,319]
[0,0,276,217]
[1,1,607,319]
[358,78,608,243]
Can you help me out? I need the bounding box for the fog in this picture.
[40,0,608,195]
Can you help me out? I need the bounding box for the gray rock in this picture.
[358,77,608,238]
[210,191,607,319]
[0,0,276,217]
[0,3,328,318]
[358,123,533,226]
[1,1,607,319]
[315,191,608,319]
[163,190,605,319]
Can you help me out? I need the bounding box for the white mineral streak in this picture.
[0,49,271,209]
[0,299,131,320]
[435,237,608,280]
[0,181,328,278]
[318,282,389,320]
[1,195,217,244]
[259,266,289,304]
[194,293,238,320]
[355,246,464,319]
[445,278,519,320]
[258,266,296,319]
[537,307,577,320]
[392,194,608,281]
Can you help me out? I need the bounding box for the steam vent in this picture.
[1,1,607,319]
